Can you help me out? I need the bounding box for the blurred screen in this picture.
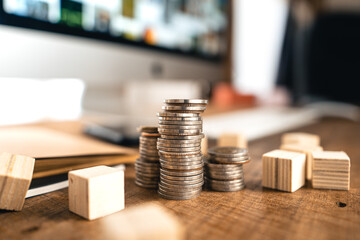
[2,0,228,59]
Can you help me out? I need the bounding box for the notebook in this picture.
[0,126,138,178]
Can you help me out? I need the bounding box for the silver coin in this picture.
[160,134,204,140]
[158,189,201,200]
[135,161,160,167]
[140,153,159,159]
[139,156,159,161]
[205,167,243,173]
[139,141,158,147]
[160,159,203,166]
[135,169,160,175]
[159,183,203,193]
[136,158,159,164]
[158,129,202,136]
[135,180,158,189]
[139,147,158,152]
[139,140,158,145]
[157,142,201,148]
[136,126,159,133]
[158,120,202,125]
[135,165,160,172]
[135,168,159,174]
[160,176,203,185]
[135,164,160,171]
[160,172,203,181]
[159,154,202,160]
[139,136,158,141]
[205,160,243,170]
[136,170,160,178]
[208,147,249,158]
[160,163,203,171]
[206,172,243,181]
[158,184,202,194]
[210,157,251,164]
[135,158,159,164]
[158,150,200,156]
[136,174,159,181]
[205,181,245,190]
[139,144,158,150]
[141,132,161,137]
[164,99,208,105]
[158,138,202,144]
[157,112,200,118]
[158,124,202,130]
[135,179,159,185]
[162,105,207,112]
[157,146,201,152]
[158,116,202,121]
[140,138,158,143]
[205,177,244,185]
[139,148,159,154]
[159,157,203,163]
[160,168,203,177]
[160,180,203,190]
[139,141,158,146]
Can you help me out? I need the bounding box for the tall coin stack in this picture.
[157,99,208,200]
[205,147,250,192]
[135,126,160,189]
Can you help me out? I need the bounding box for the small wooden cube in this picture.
[69,165,124,220]
[262,150,306,192]
[0,152,35,211]
[201,135,208,155]
[312,151,350,190]
[103,203,185,240]
[280,144,323,180]
[218,133,247,148]
[281,132,320,146]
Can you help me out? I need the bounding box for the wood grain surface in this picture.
[0,118,359,240]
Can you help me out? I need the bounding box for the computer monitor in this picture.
[0,0,229,111]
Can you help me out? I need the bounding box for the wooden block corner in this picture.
[262,149,306,192]
[68,165,125,220]
[281,132,320,146]
[0,152,35,211]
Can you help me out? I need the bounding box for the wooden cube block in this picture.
[262,150,306,192]
[218,133,247,148]
[103,203,185,240]
[0,152,35,211]
[312,151,350,190]
[201,135,208,155]
[281,132,320,146]
[280,144,323,180]
[69,165,124,220]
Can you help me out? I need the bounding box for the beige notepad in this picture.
[0,126,138,178]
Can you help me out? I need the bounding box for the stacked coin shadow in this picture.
[205,146,250,192]
[135,127,160,189]
[157,99,208,200]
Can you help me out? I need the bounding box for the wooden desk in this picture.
[1,118,359,240]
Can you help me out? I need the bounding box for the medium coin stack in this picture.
[205,146,250,192]
[157,99,208,200]
[135,126,160,189]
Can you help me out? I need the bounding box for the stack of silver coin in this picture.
[135,126,160,189]
[157,99,208,200]
[205,146,250,192]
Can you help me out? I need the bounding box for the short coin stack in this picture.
[205,147,250,192]
[157,99,208,200]
[135,126,160,189]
